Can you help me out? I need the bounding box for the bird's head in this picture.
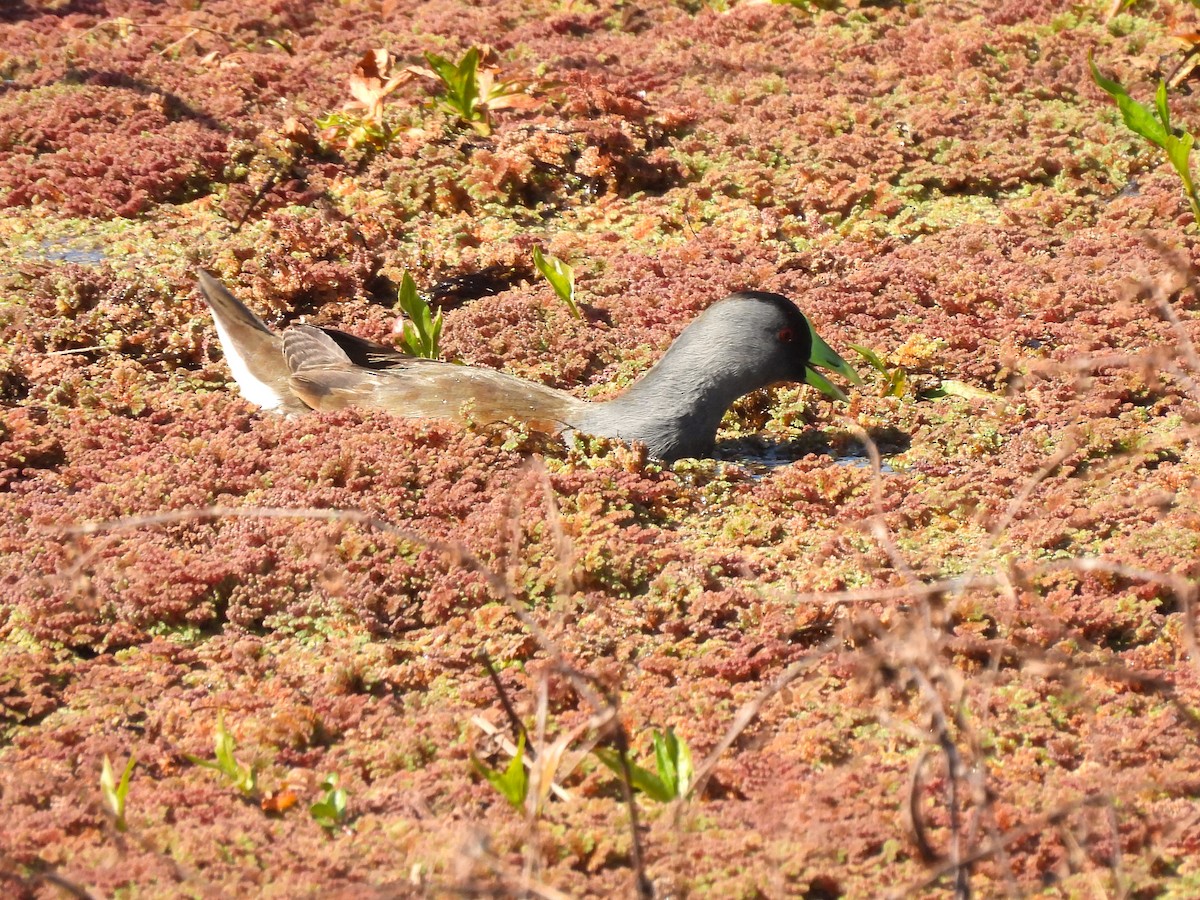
[711,291,862,400]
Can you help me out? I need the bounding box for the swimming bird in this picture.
[197,270,861,461]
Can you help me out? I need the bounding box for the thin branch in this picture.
[56,503,647,894]
[686,636,841,803]
[911,668,971,900]
[889,793,1113,898]
[55,503,610,711]
[28,870,103,900]
[787,556,1195,609]
[479,650,532,755]
[605,720,655,900]
[904,748,937,863]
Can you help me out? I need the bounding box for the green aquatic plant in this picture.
[422,48,537,136]
[395,272,444,359]
[309,774,349,832]
[848,344,907,398]
[315,111,392,154]
[472,733,529,809]
[1090,54,1200,225]
[532,246,581,319]
[187,712,257,797]
[318,48,411,154]
[424,48,482,130]
[100,754,136,832]
[595,727,694,803]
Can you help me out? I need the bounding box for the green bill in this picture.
[805,328,862,401]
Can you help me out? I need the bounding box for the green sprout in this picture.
[100,754,136,832]
[848,344,907,398]
[1090,54,1200,225]
[471,733,529,810]
[187,712,257,797]
[423,48,535,136]
[532,246,581,319]
[594,727,694,803]
[395,272,443,359]
[924,379,1005,402]
[425,48,482,131]
[263,37,294,56]
[309,774,349,832]
[315,111,392,153]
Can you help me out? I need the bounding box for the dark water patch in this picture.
[27,240,108,266]
[714,426,909,476]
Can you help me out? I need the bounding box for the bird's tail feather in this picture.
[197,270,274,336]
[195,270,305,412]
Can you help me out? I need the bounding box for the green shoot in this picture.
[100,754,136,832]
[263,37,294,56]
[422,48,537,136]
[848,344,907,398]
[1089,54,1200,225]
[395,272,443,359]
[923,380,1005,403]
[315,111,392,153]
[309,774,349,832]
[187,712,257,797]
[426,49,482,131]
[594,727,694,803]
[471,733,529,810]
[532,246,581,319]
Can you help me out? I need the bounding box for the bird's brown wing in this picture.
[322,329,413,369]
[281,325,586,432]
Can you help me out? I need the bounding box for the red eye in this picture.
[778,327,794,343]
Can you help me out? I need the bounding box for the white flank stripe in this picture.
[211,317,287,410]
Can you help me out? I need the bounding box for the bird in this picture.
[196,270,861,461]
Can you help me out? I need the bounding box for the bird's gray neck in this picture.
[582,327,765,459]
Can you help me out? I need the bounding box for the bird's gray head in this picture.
[679,291,861,399]
[573,290,862,460]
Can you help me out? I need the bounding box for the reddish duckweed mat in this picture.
[5,0,1200,896]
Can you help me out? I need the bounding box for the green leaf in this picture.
[426,48,488,132]
[457,48,481,119]
[472,734,529,810]
[309,774,349,831]
[532,246,581,319]
[187,713,256,796]
[671,730,694,798]
[594,729,694,803]
[593,747,675,803]
[1166,130,1197,197]
[1155,80,1172,136]
[1089,55,1169,148]
[925,379,1002,402]
[847,343,890,375]
[848,344,910,398]
[652,729,693,799]
[424,52,459,91]
[396,272,442,359]
[100,754,136,831]
[653,730,677,795]
[1091,56,1200,224]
